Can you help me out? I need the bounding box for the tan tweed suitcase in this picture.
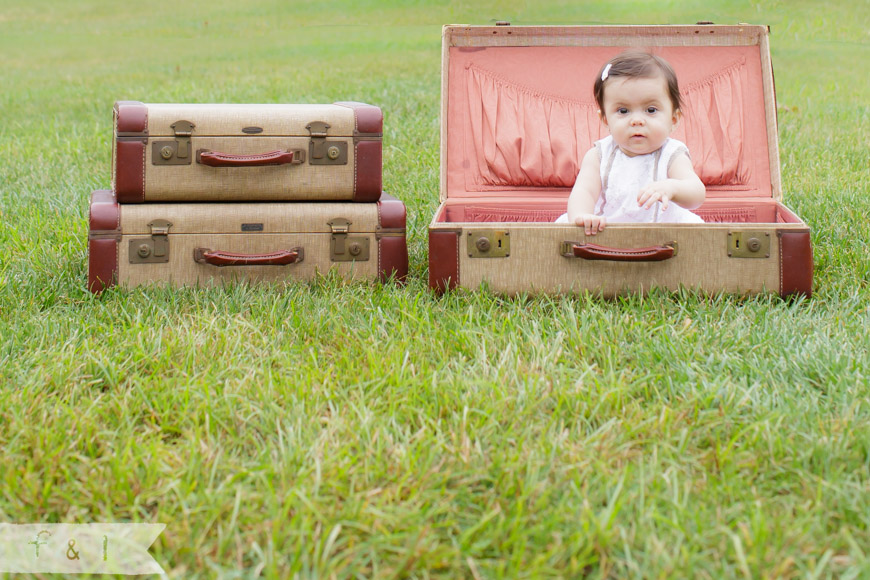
[428,24,813,297]
[88,190,407,292]
[113,101,382,203]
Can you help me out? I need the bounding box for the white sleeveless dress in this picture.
[556,136,703,224]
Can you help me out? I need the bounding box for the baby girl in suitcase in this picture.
[556,52,706,235]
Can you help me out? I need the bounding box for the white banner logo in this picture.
[0,524,165,575]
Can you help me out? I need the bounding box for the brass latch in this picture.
[328,218,369,262]
[129,219,172,263]
[152,120,195,165]
[307,121,348,165]
[467,230,510,258]
[727,231,770,258]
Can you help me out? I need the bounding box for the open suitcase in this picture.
[113,101,382,203]
[88,189,407,292]
[428,24,813,297]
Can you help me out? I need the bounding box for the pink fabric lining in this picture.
[466,65,601,188]
[465,58,750,189]
[447,45,772,200]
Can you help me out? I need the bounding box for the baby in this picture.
[556,51,706,235]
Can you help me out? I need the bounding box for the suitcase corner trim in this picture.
[88,190,121,293]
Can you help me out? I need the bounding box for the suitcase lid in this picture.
[114,102,382,138]
[440,24,781,204]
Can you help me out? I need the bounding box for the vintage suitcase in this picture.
[112,101,382,203]
[88,190,407,292]
[428,24,813,297]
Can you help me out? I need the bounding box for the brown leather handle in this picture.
[564,242,676,262]
[194,247,304,266]
[196,149,305,167]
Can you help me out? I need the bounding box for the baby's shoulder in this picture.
[663,137,689,154]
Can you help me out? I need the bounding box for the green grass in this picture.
[1,0,869,578]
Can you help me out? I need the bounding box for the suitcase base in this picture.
[429,198,812,298]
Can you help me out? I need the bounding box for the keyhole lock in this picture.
[160,146,174,160]
[348,242,362,256]
[727,231,770,259]
[137,244,152,258]
[467,230,510,258]
[327,146,341,160]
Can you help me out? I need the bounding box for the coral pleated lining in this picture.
[465,57,749,189]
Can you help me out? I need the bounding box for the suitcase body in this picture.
[113,101,382,203]
[88,190,407,292]
[428,25,813,297]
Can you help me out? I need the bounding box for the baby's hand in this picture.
[637,182,674,211]
[574,213,606,236]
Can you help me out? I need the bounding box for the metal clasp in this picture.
[130,219,172,263]
[152,120,195,165]
[328,218,369,262]
[307,121,348,165]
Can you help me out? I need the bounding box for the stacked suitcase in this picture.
[89,101,407,292]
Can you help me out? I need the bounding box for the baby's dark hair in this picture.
[593,51,682,113]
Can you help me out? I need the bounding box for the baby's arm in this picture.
[566,147,606,235]
[637,152,706,211]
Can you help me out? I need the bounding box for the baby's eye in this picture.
[646,106,659,114]
[617,107,629,115]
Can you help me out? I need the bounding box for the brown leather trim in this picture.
[334,102,383,135]
[115,139,146,203]
[353,140,382,201]
[377,193,406,230]
[89,190,120,233]
[779,231,813,298]
[88,190,120,293]
[114,101,148,134]
[378,236,408,283]
[89,239,118,293]
[428,230,460,293]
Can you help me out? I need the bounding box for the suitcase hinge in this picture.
[129,219,172,263]
[328,218,370,262]
[152,120,195,166]
[307,121,348,166]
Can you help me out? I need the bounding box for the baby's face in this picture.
[600,74,679,157]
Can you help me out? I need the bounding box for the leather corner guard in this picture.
[378,236,408,283]
[114,138,146,203]
[88,239,118,293]
[114,101,148,134]
[88,190,120,293]
[377,193,406,230]
[334,101,383,135]
[89,190,120,231]
[779,230,813,298]
[114,101,147,203]
[354,140,382,202]
[428,230,460,293]
[377,193,408,283]
[334,102,382,202]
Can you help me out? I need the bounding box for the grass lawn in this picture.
[1,0,869,578]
